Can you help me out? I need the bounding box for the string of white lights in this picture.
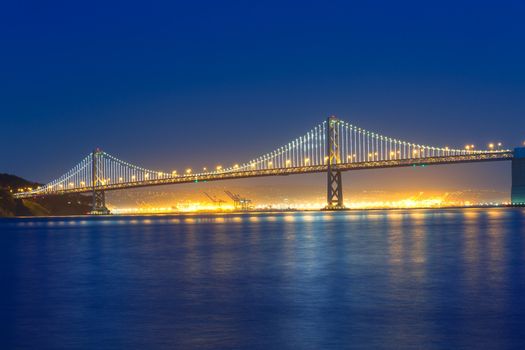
[16,117,508,197]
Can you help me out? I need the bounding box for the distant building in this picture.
[512,147,525,205]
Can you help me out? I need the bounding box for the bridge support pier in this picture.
[326,169,344,209]
[324,116,346,210]
[511,147,525,206]
[90,190,110,215]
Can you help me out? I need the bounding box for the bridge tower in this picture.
[511,147,525,206]
[325,115,345,210]
[90,148,110,215]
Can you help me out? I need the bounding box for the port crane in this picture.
[203,192,226,207]
[224,190,252,211]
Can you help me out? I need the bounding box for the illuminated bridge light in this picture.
[12,117,514,204]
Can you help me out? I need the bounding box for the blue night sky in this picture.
[1,0,524,192]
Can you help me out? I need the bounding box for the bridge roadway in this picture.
[16,151,513,198]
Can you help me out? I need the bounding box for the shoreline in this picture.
[2,204,524,219]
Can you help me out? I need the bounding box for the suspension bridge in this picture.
[13,116,525,213]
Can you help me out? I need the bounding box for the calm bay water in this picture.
[1,208,525,349]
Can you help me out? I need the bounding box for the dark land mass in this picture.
[0,173,91,217]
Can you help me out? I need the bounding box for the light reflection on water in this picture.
[6,209,489,227]
[1,208,525,349]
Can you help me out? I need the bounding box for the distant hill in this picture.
[0,173,40,190]
[0,173,92,216]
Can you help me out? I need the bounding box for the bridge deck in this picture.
[14,151,513,198]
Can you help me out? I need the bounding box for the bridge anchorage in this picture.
[13,116,523,212]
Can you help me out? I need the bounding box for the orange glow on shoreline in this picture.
[109,198,511,214]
